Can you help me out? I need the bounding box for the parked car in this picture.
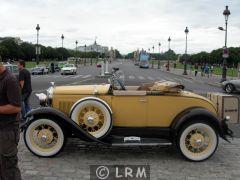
[4,63,19,76]
[96,62,102,68]
[58,61,67,69]
[222,79,240,93]
[61,64,77,75]
[22,68,233,161]
[31,67,44,75]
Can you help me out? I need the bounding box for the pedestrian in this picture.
[204,64,210,78]
[194,63,198,76]
[210,65,214,76]
[0,60,22,180]
[18,60,32,119]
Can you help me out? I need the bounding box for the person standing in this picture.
[18,60,32,118]
[0,60,22,180]
[194,63,198,76]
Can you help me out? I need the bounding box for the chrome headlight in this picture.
[46,86,53,100]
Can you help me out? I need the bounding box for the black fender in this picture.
[171,107,227,140]
[23,107,108,145]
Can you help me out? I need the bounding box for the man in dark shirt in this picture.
[18,60,32,118]
[0,61,22,180]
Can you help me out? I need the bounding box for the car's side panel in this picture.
[52,93,216,128]
[110,96,147,126]
[147,95,217,127]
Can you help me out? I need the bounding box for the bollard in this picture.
[105,61,109,74]
[100,61,105,76]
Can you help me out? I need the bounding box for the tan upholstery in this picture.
[137,81,184,93]
[113,90,146,96]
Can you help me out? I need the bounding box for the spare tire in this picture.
[70,99,112,139]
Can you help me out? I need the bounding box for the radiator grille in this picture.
[59,101,74,114]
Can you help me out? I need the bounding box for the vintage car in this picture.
[61,64,77,75]
[22,68,233,161]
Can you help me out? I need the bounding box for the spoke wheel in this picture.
[24,118,65,157]
[71,99,112,139]
[178,122,218,161]
[225,84,234,93]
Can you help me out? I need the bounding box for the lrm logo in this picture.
[90,165,150,180]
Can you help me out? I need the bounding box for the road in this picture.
[18,60,240,180]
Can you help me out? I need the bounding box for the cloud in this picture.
[0,0,239,54]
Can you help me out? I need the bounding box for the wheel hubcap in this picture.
[78,106,105,134]
[30,124,59,149]
[185,129,210,153]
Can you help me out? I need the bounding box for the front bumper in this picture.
[220,118,234,142]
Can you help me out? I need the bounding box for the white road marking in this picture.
[183,78,193,83]
[71,75,83,79]
[138,76,145,80]
[174,78,182,82]
[66,78,95,85]
[128,75,135,79]
[147,76,154,80]
[82,75,92,78]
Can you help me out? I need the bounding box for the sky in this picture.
[0,0,239,54]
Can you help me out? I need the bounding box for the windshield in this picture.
[64,64,74,68]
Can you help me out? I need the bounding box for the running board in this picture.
[110,136,172,146]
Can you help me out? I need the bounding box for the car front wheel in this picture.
[24,118,66,157]
[177,121,218,161]
[225,84,234,93]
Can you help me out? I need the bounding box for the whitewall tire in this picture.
[71,99,112,139]
[24,118,66,157]
[178,121,218,161]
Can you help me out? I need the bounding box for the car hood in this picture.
[62,67,75,71]
[53,84,111,95]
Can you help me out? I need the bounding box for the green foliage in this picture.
[0,39,122,61]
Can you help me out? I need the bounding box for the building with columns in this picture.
[77,40,108,54]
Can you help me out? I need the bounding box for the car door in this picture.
[111,91,147,127]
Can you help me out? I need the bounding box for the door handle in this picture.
[139,99,146,102]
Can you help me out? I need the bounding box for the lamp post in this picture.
[36,24,40,65]
[84,44,87,66]
[158,42,161,69]
[152,45,155,68]
[90,45,93,65]
[61,34,64,48]
[167,37,171,71]
[75,40,78,66]
[61,34,64,60]
[183,27,189,75]
[219,6,231,82]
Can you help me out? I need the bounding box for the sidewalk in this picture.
[154,65,237,88]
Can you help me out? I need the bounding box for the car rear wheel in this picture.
[70,99,112,139]
[24,118,66,157]
[177,121,218,161]
[225,84,234,93]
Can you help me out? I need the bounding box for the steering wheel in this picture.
[111,68,126,90]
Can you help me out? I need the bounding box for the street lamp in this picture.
[183,27,189,75]
[219,5,231,82]
[84,44,87,66]
[90,45,93,65]
[61,34,64,48]
[36,24,40,65]
[75,40,78,66]
[152,45,155,68]
[158,42,161,69]
[61,34,64,61]
[168,37,171,50]
[167,37,171,71]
